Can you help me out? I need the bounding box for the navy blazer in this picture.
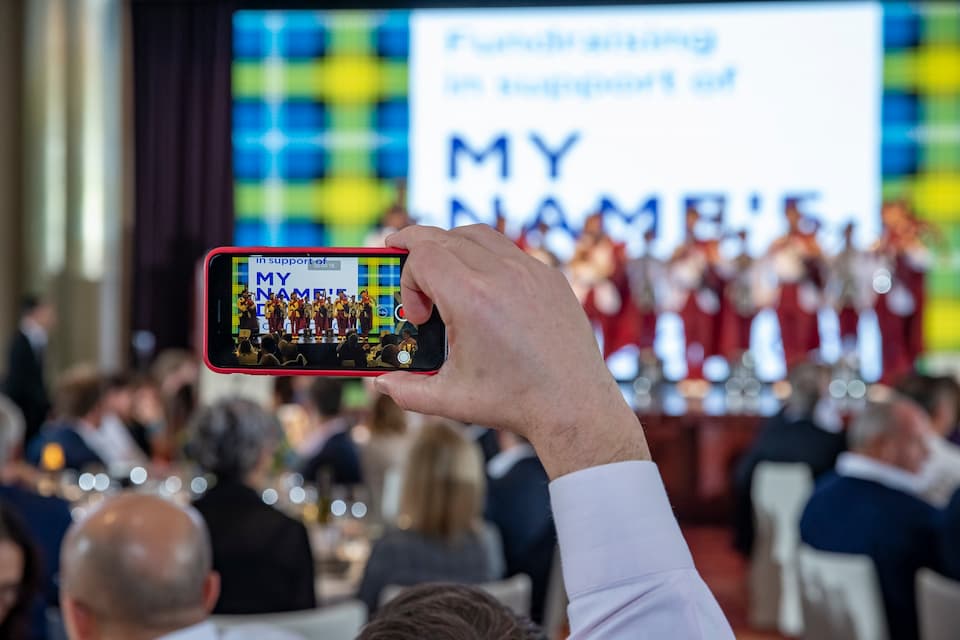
[485,455,556,623]
[941,488,960,581]
[26,424,104,471]
[800,473,942,640]
[4,331,50,445]
[0,485,72,640]
[299,430,363,486]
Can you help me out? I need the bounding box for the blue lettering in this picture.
[598,195,659,235]
[529,132,579,179]
[293,288,310,299]
[450,196,503,227]
[256,287,272,301]
[276,272,291,286]
[450,134,508,179]
[276,288,289,300]
[256,273,274,286]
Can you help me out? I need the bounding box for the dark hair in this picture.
[309,379,343,417]
[358,583,545,640]
[280,342,299,363]
[260,353,281,368]
[380,334,401,347]
[103,372,134,391]
[897,374,941,417]
[55,368,106,419]
[0,505,40,639]
[238,340,253,355]
[20,295,43,318]
[260,335,277,355]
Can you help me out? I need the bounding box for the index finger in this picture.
[396,240,470,325]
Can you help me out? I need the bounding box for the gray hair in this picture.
[0,395,24,463]
[848,397,905,451]
[186,398,280,481]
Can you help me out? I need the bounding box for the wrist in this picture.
[528,384,651,480]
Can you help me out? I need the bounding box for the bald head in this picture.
[849,396,931,473]
[61,494,216,637]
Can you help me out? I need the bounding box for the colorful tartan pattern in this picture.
[883,3,960,351]
[233,10,409,247]
[358,257,402,336]
[231,257,249,333]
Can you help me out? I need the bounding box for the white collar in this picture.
[157,621,219,640]
[487,443,536,480]
[835,452,927,496]
[20,318,47,350]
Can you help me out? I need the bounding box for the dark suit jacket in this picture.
[194,480,316,614]
[4,331,49,445]
[0,485,72,640]
[733,410,846,554]
[941,488,960,581]
[485,455,556,623]
[800,473,941,640]
[299,431,363,486]
[26,424,104,471]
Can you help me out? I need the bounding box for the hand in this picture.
[375,225,649,479]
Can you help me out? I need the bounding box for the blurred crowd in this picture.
[734,363,960,639]
[0,296,556,639]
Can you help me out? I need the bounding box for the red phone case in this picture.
[202,246,436,377]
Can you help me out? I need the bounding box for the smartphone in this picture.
[204,247,446,376]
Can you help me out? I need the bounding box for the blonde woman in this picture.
[357,420,504,612]
[359,394,411,525]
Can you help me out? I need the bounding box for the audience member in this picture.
[0,398,71,639]
[898,373,960,506]
[59,494,220,640]
[359,394,411,524]
[149,349,199,460]
[372,224,733,637]
[4,296,55,446]
[97,374,149,468]
[733,363,846,554]
[800,397,940,640]
[0,503,40,640]
[358,583,545,640]
[484,431,555,623]
[188,399,315,614]
[338,331,368,368]
[942,488,960,581]
[298,379,362,486]
[27,367,106,471]
[357,420,504,613]
[259,334,280,363]
[465,424,501,464]
[235,339,258,366]
[279,342,305,367]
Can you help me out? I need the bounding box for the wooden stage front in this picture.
[638,412,766,523]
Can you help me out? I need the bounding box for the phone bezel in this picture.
[203,246,444,377]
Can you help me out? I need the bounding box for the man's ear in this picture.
[202,572,221,614]
[61,595,97,640]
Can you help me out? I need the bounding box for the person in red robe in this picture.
[335,293,350,337]
[565,213,631,359]
[287,293,303,337]
[314,294,327,334]
[668,207,722,380]
[766,201,824,369]
[872,200,935,383]
[237,290,259,337]
[826,222,874,363]
[717,230,760,364]
[266,293,284,334]
[359,290,374,338]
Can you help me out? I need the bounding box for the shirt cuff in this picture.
[549,460,694,598]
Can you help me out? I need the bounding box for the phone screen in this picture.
[205,249,446,373]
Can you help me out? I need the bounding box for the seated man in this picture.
[898,373,960,506]
[27,367,106,471]
[59,493,220,640]
[800,397,941,640]
[373,224,732,638]
[0,393,72,639]
[733,363,846,555]
[485,431,555,623]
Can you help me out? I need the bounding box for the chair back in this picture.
[749,462,813,634]
[211,601,366,640]
[381,574,533,616]
[541,546,568,639]
[797,545,888,640]
[917,568,960,640]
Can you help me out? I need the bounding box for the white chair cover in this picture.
[797,545,888,640]
[749,461,813,636]
[211,600,366,640]
[916,568,960,640]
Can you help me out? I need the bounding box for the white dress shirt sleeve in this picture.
[550,461,734,639]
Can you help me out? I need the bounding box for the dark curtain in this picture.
[131,0,236,356]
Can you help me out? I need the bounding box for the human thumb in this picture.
[374,372,446,416]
